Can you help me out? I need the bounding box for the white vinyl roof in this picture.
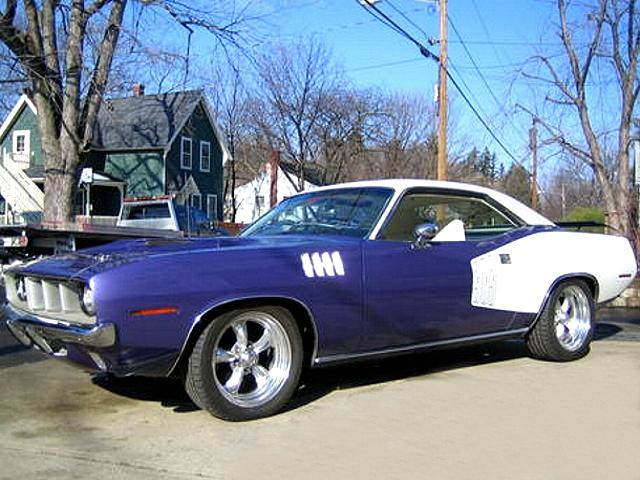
[310,179,555,234]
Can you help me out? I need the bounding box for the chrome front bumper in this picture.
[5,305,116,354]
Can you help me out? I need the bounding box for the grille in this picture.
[5,274,95,326]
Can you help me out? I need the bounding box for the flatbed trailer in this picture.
[0,221,184,264]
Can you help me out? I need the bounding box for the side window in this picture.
[181,137,192,169]
[200,141,211,172]
[207,194,218,220]
[190,193,202,210]
[12,130,30,156]
[380,193,518,242]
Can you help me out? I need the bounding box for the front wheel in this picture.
[185,307,303,421]
[526,280,595,361]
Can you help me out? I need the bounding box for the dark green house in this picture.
[0,89,228,224]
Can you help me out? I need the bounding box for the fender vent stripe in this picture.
[301,252,345,278]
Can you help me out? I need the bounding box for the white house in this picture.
[234,158,322,224]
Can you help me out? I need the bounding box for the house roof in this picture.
[92,90,203,151]
[0,94,37,142]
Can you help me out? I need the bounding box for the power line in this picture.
[448,14,503,112]
[384,0,431,40]
[447,57,491,120]
[347,57,424,73]
[446,12,532,147]
[357,1,438,62]
[356,0,527,170]
[471,0,501,52]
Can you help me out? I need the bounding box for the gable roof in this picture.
[0,94,37,142]
[92,90,202,151]
[91,90,230,163]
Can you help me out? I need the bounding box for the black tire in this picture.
[526,279,595,361]
[185,306,303,421]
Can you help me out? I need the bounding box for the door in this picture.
[362,189,521,351]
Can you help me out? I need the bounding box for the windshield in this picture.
[241,187,393,238]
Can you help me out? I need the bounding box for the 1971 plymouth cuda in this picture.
[4,180,637,420]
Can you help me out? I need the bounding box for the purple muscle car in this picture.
[3,180,637,420]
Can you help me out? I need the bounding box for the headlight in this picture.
[81,285,96,316]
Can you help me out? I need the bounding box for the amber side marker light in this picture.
[131,307,178,317]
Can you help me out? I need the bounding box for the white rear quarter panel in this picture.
[471,231,637,313]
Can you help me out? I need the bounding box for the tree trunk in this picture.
[43,166,76,223]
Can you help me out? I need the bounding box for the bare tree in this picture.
[314,87,384,184]
[526,0,639,244]
[208,63,249,222]
[0,1,248,223]
[354,92,437,180]
[252,37,339,191]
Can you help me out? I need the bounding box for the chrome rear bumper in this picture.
[5,305,116,354]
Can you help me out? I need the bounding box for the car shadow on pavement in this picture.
[92,340,530,416]
[593,322,623,340]
[91,374,200,413]
[84,322,629,418]
[285,340,529,414]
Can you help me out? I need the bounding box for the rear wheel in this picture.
[185,307,302,421]
[526,280,595,361]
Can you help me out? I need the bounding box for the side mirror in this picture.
[413,222,439,248]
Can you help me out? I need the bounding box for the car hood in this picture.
[9,235,357,281]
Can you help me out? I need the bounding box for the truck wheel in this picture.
[526,280,595,361]
[185,307,303,421]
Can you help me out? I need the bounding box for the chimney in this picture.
[132,83,145,97]
[270,150,279,208]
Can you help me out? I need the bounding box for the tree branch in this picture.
[86,0,112,17]
[529,54,578,103]
[558,0,584,96]
[81,0,127,149]
[1,0,17,24]
[580,1,607,83]
[24,0,44,58]
[41,0,63,102]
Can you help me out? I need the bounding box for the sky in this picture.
[0,0,609,181]
[242,0,564,171]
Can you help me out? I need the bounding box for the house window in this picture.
[190,193,202,210]
[16,135,25,152]
[207,194,218,220]
[12,130,30,156]
[200,141,211,172]
[181,137,192,169]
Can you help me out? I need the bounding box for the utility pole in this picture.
[529,118,538,210]
[437,0,448,180]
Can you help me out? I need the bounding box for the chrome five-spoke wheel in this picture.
[213,311,292,408]
[553,285,591,352]
[526,280,594,361]
[185,307,303,421]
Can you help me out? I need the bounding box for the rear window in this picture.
[121,203,171,220]
[175,205,210,230]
